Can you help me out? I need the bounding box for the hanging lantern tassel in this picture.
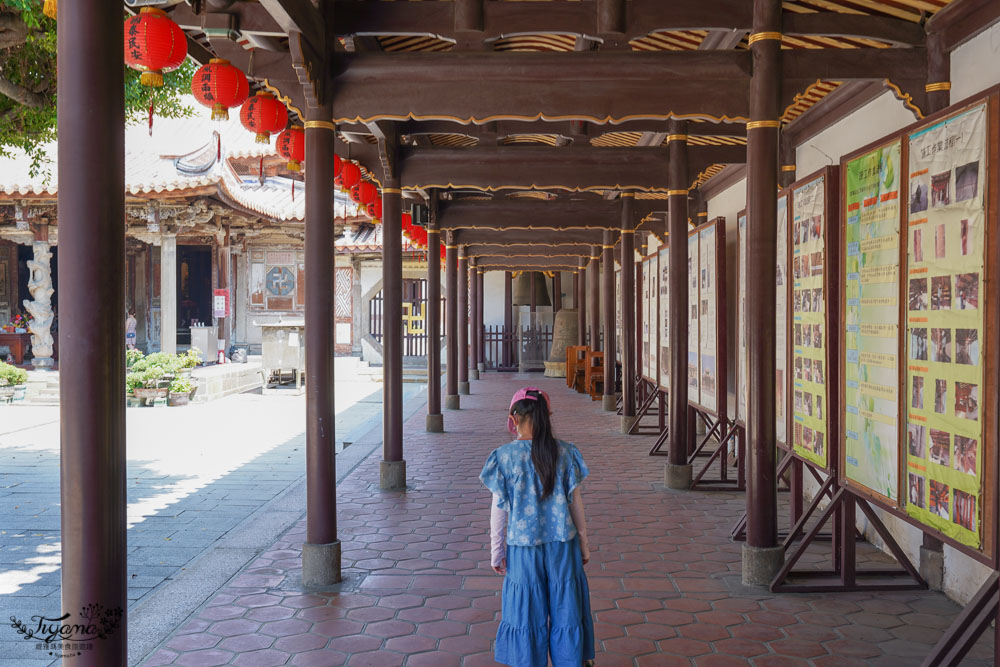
[148,97,155,137]
[217,134,221,162]
[292,180,295,202]
[43,0,57,20]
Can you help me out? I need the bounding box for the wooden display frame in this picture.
[835,90,999,566]
[641,252,659,385]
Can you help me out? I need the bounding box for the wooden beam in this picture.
[258,0,324,53]
[458,232,605,246]
[783,13,925,47]
[782,80,887,148]
[476,257,586,270]
[467,246,594,258]
[927,0,1000,51]
[439,200,623,230]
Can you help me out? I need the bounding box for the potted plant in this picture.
[178,347,201,378]
[168,377,194,406]
[0,361,28,402]
[126,348,145,369]
[129,366,168,403]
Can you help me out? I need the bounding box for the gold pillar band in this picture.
[697,211,709,217]
[925,82,951,92]
[620,192,635,198]
[666,189,688,197]
[747,120,781,130]
[781,164,797,172]
[427,229,439,234]
[619,229,635,233]
[382,187,402,194]
[665,134,688,143]
[748,31,782,45]
[445,245,456,249]
[304,120,335,131]
[601,245,615,249]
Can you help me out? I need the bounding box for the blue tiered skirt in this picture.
[495,536,595,667]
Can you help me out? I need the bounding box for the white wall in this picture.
[951,21,1000,103]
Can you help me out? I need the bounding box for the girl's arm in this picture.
[570,486,591,564]
[490,493,507,574]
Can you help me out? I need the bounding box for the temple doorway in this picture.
[177,245,212,347]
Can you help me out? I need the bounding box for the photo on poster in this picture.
[804,358,813,382]
[908,423,926,458]
[794,324,802,347]
[930,276,951,310]
[802,324,812,348]
[810,215,822,241]
[812,288,823,313]
[802,427,813,452]
[908,472,926,509]
[811,251,823,276]
[700,298,708,316]
[701,356,716,398]
[954,489,976,532]
[688,352,698,391]
[929,429,950,466]
[911,327,928,361]
[931,171,951,208]
[960,219,972,256]
[814,360,825,385]
[814,431,824,458]
[701,267,707,290]
[934,223,947,259]
[812,324,822,348]
[912,376,924,410]
[913,227,924,263]
[929,480,950,520]
[935,379,948,415]
[794,422,802,446]
[956,329,980,366]
[909,176,929,213]
[955,382,979,421]
[954,436,978,476]
[804,392,813,417]
[930,328,951,364]
[908,278,928,311]
[955,161,979,203]
[794,390,803,413]
[956,273,979,310]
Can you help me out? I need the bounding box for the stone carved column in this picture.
[23,241,55,367]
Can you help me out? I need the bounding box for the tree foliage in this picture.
[0,1,195,177]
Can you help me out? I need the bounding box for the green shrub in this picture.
[182,348,201,369]
[126,348,145,368]
[0,361,28,386]
[169,377,194,394]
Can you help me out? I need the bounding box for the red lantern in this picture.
[124,8,187,87]
[276,126,305,171]
[359,181,379,205]
[334,154,342,180]
[440,245,447,260]
[349,183,363,205]
[338,162,361,190]
[367,200,383,220]
[240,92,287,144]
[191,58,248,121]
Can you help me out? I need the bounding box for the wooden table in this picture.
[0,332,30,365]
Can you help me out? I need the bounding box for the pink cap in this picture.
[507,387,553,435]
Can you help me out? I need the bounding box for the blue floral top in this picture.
[479,439,590,547]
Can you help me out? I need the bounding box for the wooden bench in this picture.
[566,345,588,392]
[585,350,604,401]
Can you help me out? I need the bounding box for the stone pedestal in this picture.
[470,369,480,380]
[477,362,485,373]
[302,541,342,587]
[664,463,692,490]
[426,413,444,433]
[742,544,784,587]
[602,394,616,411]
[445,394,460,410]
[459,381,470,395]
[621,415,639,433]
[380,460,407,490]
[919,545,944,591]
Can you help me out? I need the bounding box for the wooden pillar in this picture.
[553,272,562,313]
[469,257,480,380]
[926,30,951,114]
[381,180,406,490]
[589,248,600,350]
[504,270,513,367]
[529,270,537,314]
[476,268,485,371]
[779,136,797,189]
[302,113,341,581]
[743,0,783,584]
[216,227,231,360]
[58,1,127,660]
[621,194,637,429]
[577,259,587,346]
[160,231,177,354]
[445,235,459,408]
[426,194,443,431]
[602,230,616,410]
[665,121,692,489]
[458,246,470,395]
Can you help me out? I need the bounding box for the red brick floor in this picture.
[144,374,994,666]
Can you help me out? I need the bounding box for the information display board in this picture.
[699,226,718,412]
[615,267,622,366]
[737,213,748,424]
[904,102,989,549]
[684,218,727,416]
[776,195,790,445]
[791,171,837,470]
[658,245,670,390]
[642,257,652,381]
[648,253,659,383]
[687,234,700,400]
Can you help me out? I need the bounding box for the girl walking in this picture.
[480,387,595,667]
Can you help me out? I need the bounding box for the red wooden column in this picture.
[620,194,637,431]
[381,180,406,490]
[58,1,127,660]
[469,257,480,381]
[589,248,600,350]
[426,196,443,432]
[301,113,342,580]
[476,268,485,373]
[504,271,513,368]
[445,235,460,409]
[458,246,470,395]
[602,229,616,411]
[665,121,692,490]
[743,0,784,585]
[577,259,587,346]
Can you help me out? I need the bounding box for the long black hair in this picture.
[510,390,559,499]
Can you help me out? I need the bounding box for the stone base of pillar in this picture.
[459,381,470,395]
[302,540,342,588]
[664,463,692,490]
[380,460,407,491]
[477,362,485,372]
[919,546,944,591]
[426,413,444,433]
[470,369,480,380]
[741,543,784,587]
[696,419,707,436]
[602,394,616,411]
[445,394,461,410]
[31,357,54,369]
[621,415,639,433]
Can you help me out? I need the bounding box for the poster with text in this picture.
[792,176,829,468]
[642,258,650,380]
[659,246,670,390]
[776,195,789,444]
[843,139,902,502]
[647,254,658,382]
[615,268,622,367]
[688,233,700,402]
[904,103,987,548]
[738,214,748,423]
[699,225,718,412]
